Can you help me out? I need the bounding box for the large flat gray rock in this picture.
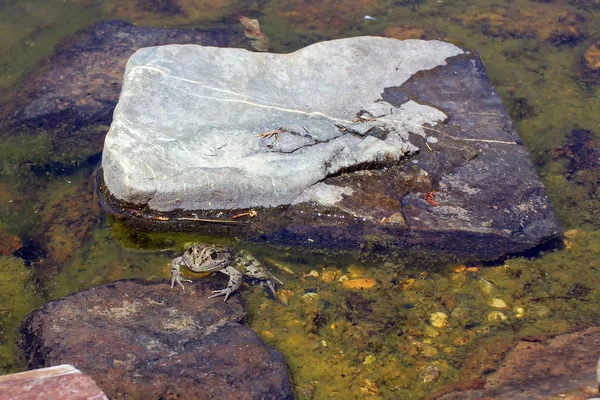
[103,37,459,210]
[100,36,561,261]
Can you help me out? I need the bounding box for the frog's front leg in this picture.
[208,266,243,302]
[170,256,193,289]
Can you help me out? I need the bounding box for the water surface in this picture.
[1,0,599,398]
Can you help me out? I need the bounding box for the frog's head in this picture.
[184,243,219,264]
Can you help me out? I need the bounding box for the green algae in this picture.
[108,217,237,251]
[0,133,56,177]
[46,225,169,300]
[47,218,247,301]
[244,229,600,399]
[0,0,103,89]
[0,257,41,374]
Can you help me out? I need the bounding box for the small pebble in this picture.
[399,278,415,290]
[342,278,377,290]
[420,365,441,383]
[430,312,448,328]
[453,265,467,273]
[301,292,318,301]
[479,279,494,294]
[489,298,508,309]
[321,269,342,283]
[514,306,525,319]
[487,311,508,322]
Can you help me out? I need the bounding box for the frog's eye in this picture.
[210,249,218,259]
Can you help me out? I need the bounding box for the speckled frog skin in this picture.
[170,243,282,301]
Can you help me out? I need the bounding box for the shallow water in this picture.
[1,0,600,398]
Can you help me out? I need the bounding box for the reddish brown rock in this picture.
[19,280,293,400]
[0,230,22,256]
[0,364,107,400]
[584,41,600,71]
[433,327,600,399]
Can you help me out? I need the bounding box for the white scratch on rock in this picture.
[134,68,354,125]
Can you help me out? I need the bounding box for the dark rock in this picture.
[0,364,108,400]
[433,327,600,399]
[100,38,560,262]
[550,128,600,225]
[35,176,102,281]
[19,280,293,400]
[0,20,231,167]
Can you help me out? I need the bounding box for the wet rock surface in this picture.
[101,37,560,261]
[0,20,230,166]
[19,280,293,400]
[434,326,600,400]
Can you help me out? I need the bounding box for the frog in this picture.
[169,243,282,301]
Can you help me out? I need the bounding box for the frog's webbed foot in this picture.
[170,257,192,289]
[208,266,242,302]
[244,264,283,292]
[265,279,277,295]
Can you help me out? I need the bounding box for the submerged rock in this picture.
[434,326,600,399]
[0,20,230,169]
[19,280,293,400]
[0,230,22,256]
[100,36,561,261]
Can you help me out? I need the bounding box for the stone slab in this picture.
[100,37,561,261]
